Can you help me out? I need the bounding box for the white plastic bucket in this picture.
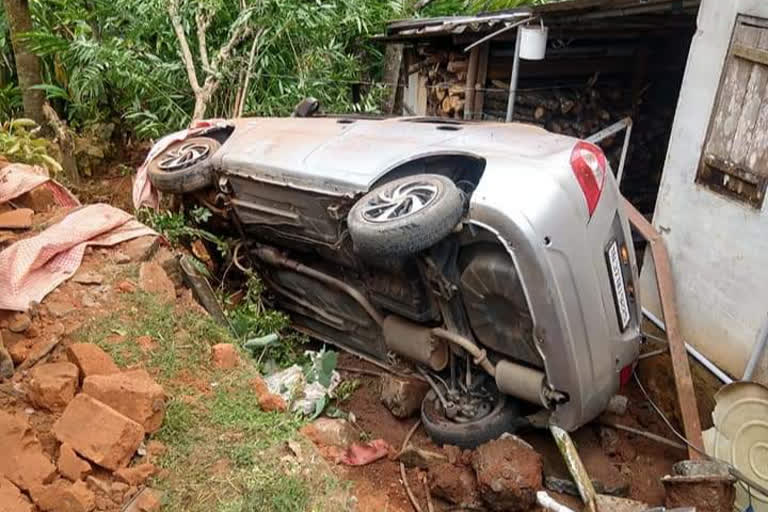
[519,25,548,61]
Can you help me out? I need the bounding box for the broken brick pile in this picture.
[0,343,165,512]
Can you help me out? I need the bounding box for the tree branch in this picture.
[195,8,212,72]
[168,0,201,94]
[413,0,435,10]
[202,22,252,94]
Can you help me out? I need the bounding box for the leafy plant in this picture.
[138,206,230,257]
[0,118,62,172]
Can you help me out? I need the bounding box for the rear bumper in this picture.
[469,166,641,430]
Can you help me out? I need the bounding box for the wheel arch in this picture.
[372,152,486,197]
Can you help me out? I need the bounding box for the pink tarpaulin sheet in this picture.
[0,163,79,208]
[0,204,155,311]
[132,119,228,210]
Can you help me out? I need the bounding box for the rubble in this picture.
[211,343,240,369]
[82,369,166,432]
[26,362,80,411]
[397,444,448,469]
[249,375,287,412]
[661,460,736,512]
[54,394,145,471]
[114,463,157,486]
[379,374,429,418]
[121,236,159,262]
[58,443,93,481]
[0,411,57,491]
[66,343,120,379]
[8,313,31,333]
[471,436,542,511]
[0,477,34,512]
[30,479,96,512]
[18,337,61,370]
[301,418,358,448]
[72,270,104,285]
[123,487,162,512]
[0,333,13,379]
[0,208,33,229]
[138,262,176,303]
[428,462,483,508]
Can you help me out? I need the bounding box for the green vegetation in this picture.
[0,118,61,172]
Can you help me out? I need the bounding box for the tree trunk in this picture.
[381,43,403,115]
[3,0,45,125]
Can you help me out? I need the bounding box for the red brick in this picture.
[27,362,79,411]
[53,394,145,471]
[30,479,95,512]
[138,262,175,303]
[0,411,56,491]
[82,369,165,433]
[0,477,33,512]
[66,343,119,379]
[57,443,92,481]
[211,343,240,369]
[114,463,157,486]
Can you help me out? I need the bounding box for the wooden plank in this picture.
[732,29,768,168]
[473,43,490,120]
[733,44,768,67]
[706,23,762,159]
[623,198,704,460]
[464,46,480,120]
[748,80,768,174]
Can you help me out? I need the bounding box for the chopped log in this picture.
[447,60,468,73]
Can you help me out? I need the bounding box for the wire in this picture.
[633,371,768,498]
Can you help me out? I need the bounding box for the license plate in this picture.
[607,240,631,331]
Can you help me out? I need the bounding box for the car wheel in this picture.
[348,174,464,258]
[147,137,221,194]
[421,389,527,448]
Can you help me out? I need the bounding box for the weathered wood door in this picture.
[697,15,768,209]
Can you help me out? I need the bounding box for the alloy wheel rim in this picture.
[361,181,438,223]
[158,142,211,171]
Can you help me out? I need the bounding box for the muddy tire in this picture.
[421,390,526,448]
[147,137,221,194]
[348,174,464,258]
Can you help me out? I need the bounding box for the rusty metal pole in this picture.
[623,198,704,460]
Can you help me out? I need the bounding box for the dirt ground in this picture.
[333,352,682,511]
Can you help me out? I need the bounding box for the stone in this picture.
[145,440,167,462]
[397,444,448,469]
[116,280,136,293]
[53,394,145,471]
[0,208,33,229]
[27,362,79,411]
[471,437,542,511]
[300,418,357,448]
[124,487,163,512]
[0,340,13,379]
[82,369,166,433]
[113,251,131,264]
[138,262,175,303]
[599,426,621,457]
[110,482,129,501]
[211,343,240,369]
[30,479,96,512]
[0,411,57,490]
[122,236,160,262]
[380,374,429,419]
[249,375,287,412]
[18,337,60,370]
[58,443,92,481]
[0,477,33,512]
[66,343,120,380]
[429,462,483,508]
[8,313,31,333]
[73,270,104,285]
[114,463,157,486]
[47,301,75,318]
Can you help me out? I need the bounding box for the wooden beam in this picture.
[733,43,768,67]
[623,198,704,461]
[464,45,480,120]
[473,43,490,120]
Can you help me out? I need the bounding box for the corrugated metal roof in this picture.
[382,0,700,40]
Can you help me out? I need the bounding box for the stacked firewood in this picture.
[409,49,470,118]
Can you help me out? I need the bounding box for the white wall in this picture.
[639,0,768,379]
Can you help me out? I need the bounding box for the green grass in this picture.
[73,283,347,512]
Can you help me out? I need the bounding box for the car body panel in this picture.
[203,115,641,431]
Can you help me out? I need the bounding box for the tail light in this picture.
[570,141,607,217]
